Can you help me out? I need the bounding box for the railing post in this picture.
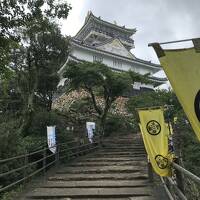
[99,134,103,148]
[77,142,81,157]
[56,145,60,167]
[23,151,28,184]
[147,158,154,182]
[43,147,46,178]
[174,157,185,194]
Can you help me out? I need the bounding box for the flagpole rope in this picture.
[148,37,200,46]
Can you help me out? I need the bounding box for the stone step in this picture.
[48,173,148,181]
[101,142,143,145]
[42,180,150,188]
[88,152,146,157]
[67,161,147,167]
[102,147,145,151]
[98,151,145,154]
[102,141,143,144]
[56,166,146,174]
[26,187,152,199]
[96,152,146,156]
[77,157,146,162]
[98,150,145,154]
[99,149,145,152]
[26,198,155,200]
[92,153,146,157]
[70,197,155,200]
[102,144,144,147]
[22,134,167,200]
[102,138,142,141]
[85,155,146,159]
[56,170,146,175]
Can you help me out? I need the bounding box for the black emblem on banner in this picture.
[146,120,161,135]
[155,155,168,169]
[194,90,200,122]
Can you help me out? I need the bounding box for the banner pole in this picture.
[135,105,163,111]
[136,104,174,111]
[148,37,200,47]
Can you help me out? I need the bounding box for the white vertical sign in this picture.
[47,126,56,154]
[86,122,95,143]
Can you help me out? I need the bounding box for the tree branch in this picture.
[86,86,102,116]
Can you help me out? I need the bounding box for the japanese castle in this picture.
[58,11,166,90]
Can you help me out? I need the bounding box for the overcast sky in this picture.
[61,0,199,64]
[59,0,199,88]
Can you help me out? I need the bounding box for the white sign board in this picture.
[47,126,56,154]
[86,122,95,143]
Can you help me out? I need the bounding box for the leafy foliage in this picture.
[0,0,71,136]
[0,1,72,194]
[64,61,131,135]
[128,70,154,85]
[0,0,71,80]
[127,88,200,198]
[104,114,134,136]
[127,90,181,122]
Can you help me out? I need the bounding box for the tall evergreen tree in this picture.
[0,0,71,134]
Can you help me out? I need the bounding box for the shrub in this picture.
[104,114,134,136]
[26,110,74,143]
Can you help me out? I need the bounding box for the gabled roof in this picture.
[71,39,162,70]
[75,11,136,40]
[60,54,167,85]
[96,38,135,59]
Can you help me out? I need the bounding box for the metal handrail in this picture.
[0,140,99,194]
[172,162,200,185]
[158,162,200,200]
[147,158,200,200]
[160,177,174,200]
[0,147,47,164]
[0,140,76,164]
[59,145,98,160]
[166,177,187,200]
[0,159,57,193]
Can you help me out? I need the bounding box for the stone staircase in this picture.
[24,134,169,200]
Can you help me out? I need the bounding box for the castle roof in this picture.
[75,11,136,40]
[61,54,167,84]
[71,39,162,70]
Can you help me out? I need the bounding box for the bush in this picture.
[0,120,26,158]
[174,111,200,176]
[70,97,94,114]
[27,110,74,143]
[0,120,31,188]
[126,90,181,120]
[104,114,134,136]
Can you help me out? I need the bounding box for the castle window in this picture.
[93,55,103,63]
[113,59,122,68]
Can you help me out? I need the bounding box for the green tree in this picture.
[127,90,181,120]
[0,0,71,79]
[64,61,131,136]
[128,70,154,85]
[0,0,71,134]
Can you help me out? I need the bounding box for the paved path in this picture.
[24,134,169,200]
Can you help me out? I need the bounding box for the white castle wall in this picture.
[71,47,157,75]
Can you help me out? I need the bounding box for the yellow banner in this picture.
[152,43,200,141]
[138,109,172,177]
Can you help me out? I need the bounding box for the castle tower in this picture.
[58,11,166,89]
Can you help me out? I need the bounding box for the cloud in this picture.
[60,0,86,36]
[69,0,200,63]
[61,0,199,84]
